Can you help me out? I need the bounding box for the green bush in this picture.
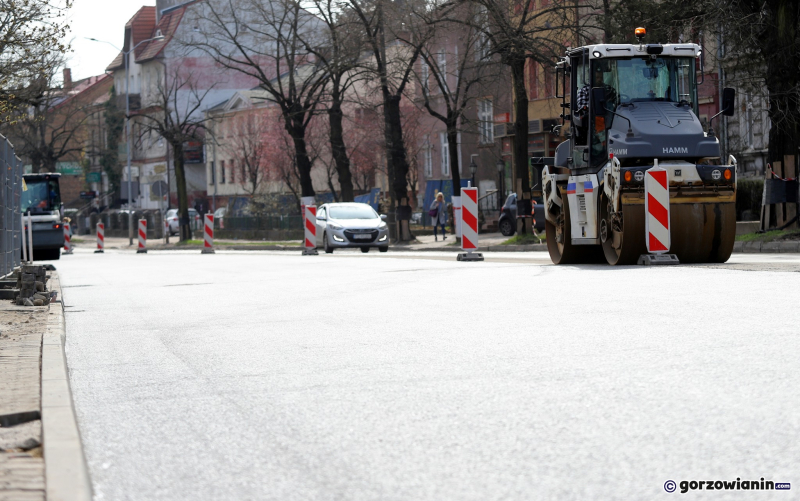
[736,179,763,221]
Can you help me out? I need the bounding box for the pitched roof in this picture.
[136,5,187,63]
[105,6,157,72]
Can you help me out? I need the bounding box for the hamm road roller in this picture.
[542,29,737,265]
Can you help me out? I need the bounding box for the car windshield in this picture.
[328,205,377,220]
[21,179,60,214]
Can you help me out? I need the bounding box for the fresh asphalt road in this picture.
[56,248,800,500]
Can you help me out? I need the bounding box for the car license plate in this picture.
[354,234,371,239]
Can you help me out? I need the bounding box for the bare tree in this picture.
[137,66,214,241]
[347,0,433,209]
[409,3,502,197]
[299,0,369,202]
[3,55,93,173]
[459,0,576,234]
[182,0,329,200]
[0,0,72,122]
[225,108,283,198]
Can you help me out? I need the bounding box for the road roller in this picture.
[542,29,738,265]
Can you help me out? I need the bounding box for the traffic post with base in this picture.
[95,222,104,253]
[202,214,215,254]
[63,222,73,255]
[638,167,679,266]
[137,218,147,254]
[457,186,484,262]
[302,205,318,256]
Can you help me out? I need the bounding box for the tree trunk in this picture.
[511,56,532,234]
[447,122,461,193]
[328,101,354,202]
[763,0,800,165]
[172,141,191,241]
[383,94,409,203]
[287,117,316,198]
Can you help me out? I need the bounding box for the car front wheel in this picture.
[499,217,515,236]
[324,233,333,253]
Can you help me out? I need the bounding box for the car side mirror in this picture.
[722,87,735,116]
[380,214,387,220]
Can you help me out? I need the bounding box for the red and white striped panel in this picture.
[304,205,317,249]
[96,222,105,251]
[63,222,72,253]
[461,187,478,251]
[204,214,214,249]
[138,219,147,251]
[644,167,670,253]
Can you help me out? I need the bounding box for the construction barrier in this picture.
[639,167,679,265]
[95,222,104,253]
[63,222,73,254]
[644,167,670,252]
[137,218,147,254]
[302,205,318,255]
[202,213,215,254]
[457,187,483,261]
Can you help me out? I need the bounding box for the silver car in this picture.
[315,203,389,253]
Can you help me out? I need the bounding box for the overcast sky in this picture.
[64,0,157,82]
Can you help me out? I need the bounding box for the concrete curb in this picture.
[732,241,800,253]
[41,271,92,501]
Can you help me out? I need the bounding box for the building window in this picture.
[241,161,246,184]
[478,99,494,143]
[438,50,446,77]
[423,136,433,178]
[440,132,449,176]
[543,63,554,97]
[527,60,538,100]
[209,161,215,185]
[220,160,226,184]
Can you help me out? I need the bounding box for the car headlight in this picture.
[378,222,387,229]
[328,223,343,230]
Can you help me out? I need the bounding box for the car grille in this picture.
[344,229,378,243]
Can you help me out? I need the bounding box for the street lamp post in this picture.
[469,154,478,188]
[497,159,505,210]
[87,35,164,245]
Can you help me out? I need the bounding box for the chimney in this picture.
[63,68,72,90]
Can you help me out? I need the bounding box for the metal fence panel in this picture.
[0,134,22,278]
[222,215,303,231]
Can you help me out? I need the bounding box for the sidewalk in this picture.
[0,271,91,501]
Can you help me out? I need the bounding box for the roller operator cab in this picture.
[21,173,64,260]
[542,29,738,265]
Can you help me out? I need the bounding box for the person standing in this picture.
[429,192,447,241]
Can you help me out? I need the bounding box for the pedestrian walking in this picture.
[429,192,447,241]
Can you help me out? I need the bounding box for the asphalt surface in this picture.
[55,248,800,500]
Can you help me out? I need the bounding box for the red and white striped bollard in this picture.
[137,218,147,253]
[63,222,73,254]
[302,205,318,255]
[202,213,215,254]
[639,166,679,265]
[94,222,104,253]
[457,186,483,261]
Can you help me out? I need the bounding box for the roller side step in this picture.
[637,254,680,266]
